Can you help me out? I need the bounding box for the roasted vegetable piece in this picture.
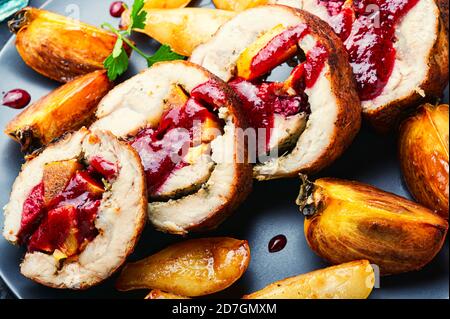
[213,0,268,11]
[145,290,189,299]
[9,7,131,82]
[121,8,236,56]
[116,237,250,296]
[4,70,112,154]
[399,103,449,218]
[297,176,448,275]
[243,260,374,299]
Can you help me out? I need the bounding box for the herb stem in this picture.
[101,22,149,60]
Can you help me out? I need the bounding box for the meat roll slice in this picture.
[271,0,449,131]
[190,5,361,180]
[3,128,147,289]
[92,61,253,234]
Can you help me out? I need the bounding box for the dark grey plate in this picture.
[0,0,448,299]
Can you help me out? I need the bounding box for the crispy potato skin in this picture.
[10,8,131,82]
[4,70,112,154]
[212,0,268,11]
[243,260,374,299]
[145,290,189,299]
[399,104,449,218]
[365,13,449,133]
[121,8,236,56]
[116,237,250,296]
[300,178,448,275]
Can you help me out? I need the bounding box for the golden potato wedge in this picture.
[116,237,250,296]
[145,290,189,299]
[243,260,374,299]
[4,70,112,154]
[399,104,449,218]
[121,8,236,56]
[298,176,448,275]
[9,7,131,82]
[213,0,268,12]
[143,0,192,9]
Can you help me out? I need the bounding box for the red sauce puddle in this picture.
[130,80,224,196]
[268,234,287,253]
[2,89,31,109]
[18,158,117,255]
[318,0,420,100]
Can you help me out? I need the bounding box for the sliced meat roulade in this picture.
[271,0,449,131]
[190,5,361,180]
[92,61,253,235]
[3,128,147,289]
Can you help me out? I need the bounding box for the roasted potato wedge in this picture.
[4,70,112,154]
[145,290,189,299]
[143,0,192,9]
[213,0,268,11]
[399,104,449,218]
[243,260,374,299]
[9,7,131,82]
[121,8,236,56]
[116,237,250,296]
[297,176,448,275]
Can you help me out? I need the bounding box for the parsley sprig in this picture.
[102,0,185,81]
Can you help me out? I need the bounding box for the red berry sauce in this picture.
[18,158,117,255]
[268,234,287,253]
[129,80,224,196]
[229,26,328,154]
[2,89,31,109]
[318,0,420,100]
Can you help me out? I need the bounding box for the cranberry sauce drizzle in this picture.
[318,0,420,100]
[17,183,45,244]
[229,79,310,154]
[229,43,326,154]
[250,24,309,80]
[268,234,287,253]
[2,89,31,109]
[130,81,223,196]
[18,158,116,254]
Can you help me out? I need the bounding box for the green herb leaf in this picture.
[104,40,129,81]
[129,0,147,31]
[146,45,186,67]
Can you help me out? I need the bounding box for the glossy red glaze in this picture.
[19,163,110,254]
[268,234,287,253]
[2,89,31,109]
[250,24,309,80]
[17,183,45,244]
[28,206,77,253]
[88,156,117,180]
[318,0,420,100]
[130,81,223,196]
[229,78,310,154]
[110,1,126,18]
